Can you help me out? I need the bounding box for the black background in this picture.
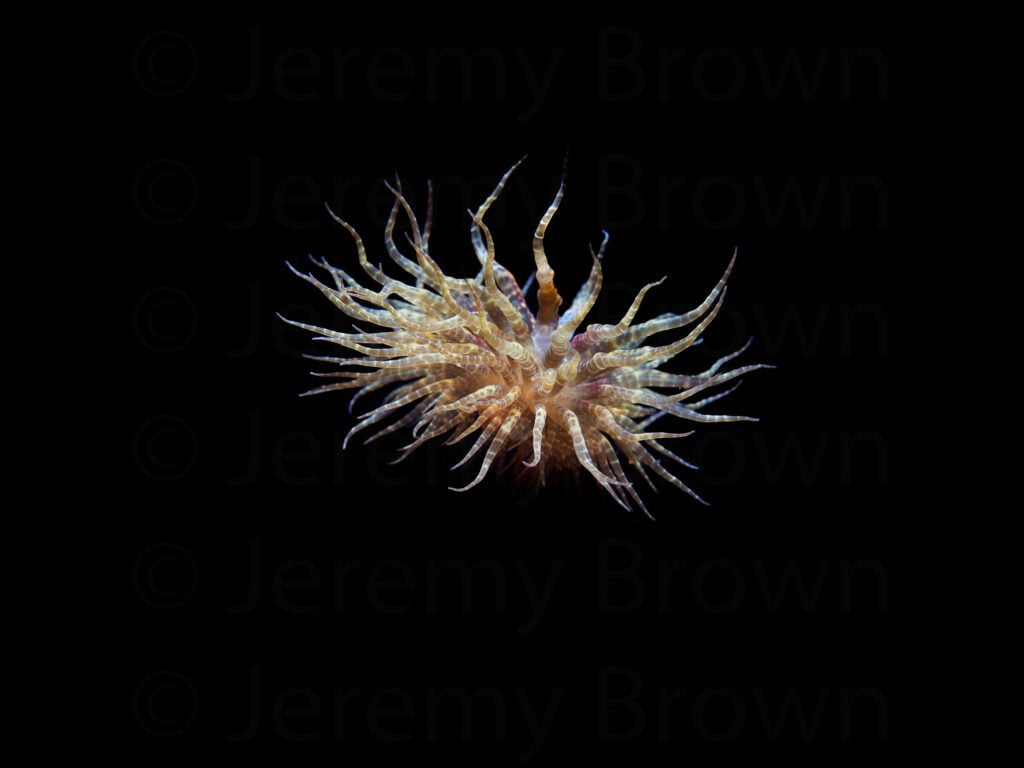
[129,21,890,764]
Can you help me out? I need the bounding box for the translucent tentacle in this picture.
[522,405,547,468]
[450,409,522,491]
[532,174,565,328]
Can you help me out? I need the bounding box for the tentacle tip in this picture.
[284,260,309,279]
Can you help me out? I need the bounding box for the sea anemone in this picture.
[282,159,770,516]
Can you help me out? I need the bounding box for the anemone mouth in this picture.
[283,158,771,517]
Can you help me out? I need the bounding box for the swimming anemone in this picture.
[282,159,770,516]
